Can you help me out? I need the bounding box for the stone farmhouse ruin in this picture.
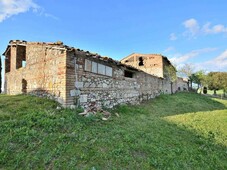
[3,40,188,108]
[121,53,175,78]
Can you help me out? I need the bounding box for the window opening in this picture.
[124,70,134,78]
[138,57,144,66]
[16,46,26,69]
[85,59,112,77]
[22,79,27,93]
[5,49,11,73]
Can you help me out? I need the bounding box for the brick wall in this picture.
[121,53,164,78]
[4,41,67,105]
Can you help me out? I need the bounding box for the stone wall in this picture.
[4,40,186,109]
[176,77,188,91]
[65,51,171,108]
[4,41,67,105]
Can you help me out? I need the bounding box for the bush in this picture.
[203,87,207,94]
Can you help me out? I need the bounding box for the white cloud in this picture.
[0,0,40,22]
[163,46,175,53]
[202,50,227,70]
[182,18,227,38]
[202,22,227,34]
[183,50,227,72]
[169,48,217,66]
[170,33,177,41]
[44,13,59,20]
[183,18,200,38]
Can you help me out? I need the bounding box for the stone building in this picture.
[121,53,174,78]
[121,53,188,93]
[176,77,189,91]
[3,40,187,108]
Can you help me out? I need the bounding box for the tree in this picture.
[207,72,219,95]
[191,73,200,91]
[0,56,1,93]
[207,72,227,96]
[165,65,177,94]
[191,70,207,93]
[222,73,227,97]
[178,63,194,90]
[215,72,227,97]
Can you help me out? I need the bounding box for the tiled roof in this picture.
[3,40,140,72]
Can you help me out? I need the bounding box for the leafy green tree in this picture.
[165,65,177,94]
[215,72,227,97]
[0,57,1,93]
[191,73,200,90]
[192,70,208,93]
[208,72,219,95]
[207,72,227,96]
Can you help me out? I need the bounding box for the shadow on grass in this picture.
[92,114,227,169]
[14,102,225,169]
[101,92,227,169]
[0,92,227,169]
[101,93,227,169]
[203,93,227,100]
[140,92,227,117]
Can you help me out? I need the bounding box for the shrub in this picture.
[203,87,207,94]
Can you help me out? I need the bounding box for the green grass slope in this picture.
[0,93,227,169]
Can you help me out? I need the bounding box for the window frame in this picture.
[84,59,113,77]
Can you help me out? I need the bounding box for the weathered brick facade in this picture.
[121,53,188,94]
[4,40,67,105]
[121,53,172,78]
[3,40,188,108]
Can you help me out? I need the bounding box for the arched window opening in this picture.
[22,79,27,93]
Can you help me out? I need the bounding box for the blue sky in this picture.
[1,0,227,89]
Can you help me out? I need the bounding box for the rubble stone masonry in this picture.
[65,50,172,109]
[3,40,187,108]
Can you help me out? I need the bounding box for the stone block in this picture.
[75,89,81,96]
[70,89,76,97]
[103,83,108,88]
[80,94,88,103]
[75,81,83,88]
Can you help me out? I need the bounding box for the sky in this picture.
[1,0,227,90]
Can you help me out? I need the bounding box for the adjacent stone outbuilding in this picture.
[120,53,188,93]
[121,53,173,78]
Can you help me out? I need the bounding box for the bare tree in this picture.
[178,63,194,90]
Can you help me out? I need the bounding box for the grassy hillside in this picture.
[0,93,227,169]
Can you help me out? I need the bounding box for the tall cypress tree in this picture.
[0,56,2,93]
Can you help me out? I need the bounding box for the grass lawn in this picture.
[198,88,226,96]
[207,89,224,95]
[0,93,227,169]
